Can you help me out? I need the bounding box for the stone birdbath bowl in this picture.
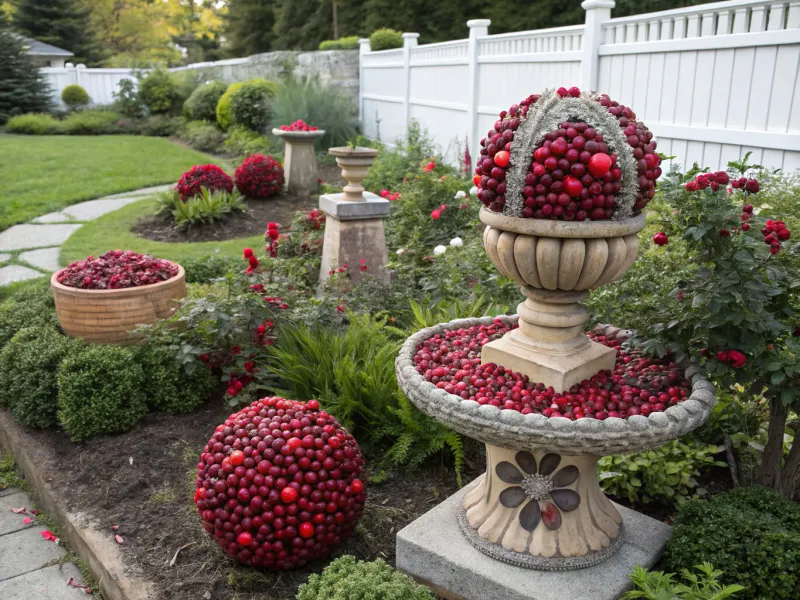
[271,128,326,196]
[395,88,717,572]
[328,146,379,201]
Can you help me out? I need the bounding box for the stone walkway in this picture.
[0,487,88,599]
[0,185,172,286]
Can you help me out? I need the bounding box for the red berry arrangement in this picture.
[475,87,660,220]
[177,164,234,202]
[195,397,366,570]
[279,119,319,132]
[57,250,179,289]
[413,319,692,420]
[235,154,285,198]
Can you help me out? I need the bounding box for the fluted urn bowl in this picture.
[396,317,716,570]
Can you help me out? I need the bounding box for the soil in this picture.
[132,163,344,244]
[28,396,471,600]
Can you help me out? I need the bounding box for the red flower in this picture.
[177,164,233,201]
[380,189,390,198]
[716,350,729,363]
[653,232,668,246]
[243,248,253,258]
[248,256,259,269]
[424,161,436,172]
[727,350,746,368]
[337,305,345,312]
[267,229,279,241]
[235,154,284,198]
[431,209,441,220]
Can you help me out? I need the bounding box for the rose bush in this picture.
[177,164,234,201]
[235,154,284,198]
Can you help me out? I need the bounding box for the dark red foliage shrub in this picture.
[195,397,367,570]
[235,154,284,198]
[177,164,234,201]
[56,250,179,289]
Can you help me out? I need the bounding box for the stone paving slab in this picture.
[32,198,141,224]
[0,265,45,285]
[18,248,61,272]
[0,487,21,499]
[397,480,671,600]
[0,526,68,580]
[0,225,82,251]
[102,184,171,199]
[0,253,10,263]
[0,491,35,536]
[0,562,87,599]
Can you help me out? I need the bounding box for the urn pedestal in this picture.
[271,129,326,197]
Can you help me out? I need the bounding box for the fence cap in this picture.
[402,32,420,39]
[581,0,615,9]
[467,19,491,28]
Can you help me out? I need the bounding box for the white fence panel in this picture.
[360,0,800,173]
[42,66,137,108]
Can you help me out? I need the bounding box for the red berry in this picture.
[493,150,510,168]
[237,532,252,546]
[299,522,314,539]
[587,153,612,177]
[281,487,298,503]
[563,176,583,198]
[230,450,245,466]
[351,479,364,494]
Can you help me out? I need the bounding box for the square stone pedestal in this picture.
[397,481,671,600]
[319,192,390,285]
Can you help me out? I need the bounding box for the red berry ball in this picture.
[588,153,613,177]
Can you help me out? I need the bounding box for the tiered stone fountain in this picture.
[394,89,716,600]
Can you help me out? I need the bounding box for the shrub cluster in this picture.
[177,120,226,152]
[183,81,228,122]
[0,283,58,348]
[663,486,800,600]
[297,556,435,600]
[318,36,360,50]
[369,28,403,51]
[57,250,179,290]
[227,78,281,131]
[176,164,234,201]
[234,153,284,198]
[5,113,61,135]
[61,84,90,109]
[138,68,181,114]
[137,345,217,413]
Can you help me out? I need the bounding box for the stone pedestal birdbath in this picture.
[394,88,716,598]
[318,146,389,285]
[271,128,326,197]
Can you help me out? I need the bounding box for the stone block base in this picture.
[319,192,389,220]
[481,330,616,392]
[397,481,671,600]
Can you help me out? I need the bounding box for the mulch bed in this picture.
[132,164,343,244]
[24,396,469,600]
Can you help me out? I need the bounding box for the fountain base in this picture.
[397,478,671,600]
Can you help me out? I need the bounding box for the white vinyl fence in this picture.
[360,0,800,172]
[41,65,137,109]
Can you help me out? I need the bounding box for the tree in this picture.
[13,0,106,66]
[225,0,276,57]
[0,18,51,123]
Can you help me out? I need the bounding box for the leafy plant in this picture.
[182,254,242,284]
[5,113,62,135]
[156,187,246,230]
[369,28,403,51]
[0,282,58,349]
[136,344,217,412]
[318,36,360,50]
[138,68,181,114]
[0,326,81,428]
[223,125,273,157]
[598,438,726,508]
[61,84,89,109]
[623,563,744,600]
[183,80,228,122]
[57,345,148,441]
[663,486,800,600]
[216,78,280,131]
[112,77,147,118]
[60,109,122,135]
[362,122,438,192]
[177,120,226,153]
[138,114,183,137]
[297,555,435,600]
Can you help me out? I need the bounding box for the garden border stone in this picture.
[0,408,154,600]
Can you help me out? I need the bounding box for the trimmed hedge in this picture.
[184,81,228,122]
[136,345,217,413]
[61,84,89,109]
[0,326,81,428]
[5,113,62,135]
[0,283,58,349]
[57,345,148,441]
[216,79,280,131]
[370,28,403,51]
[663,486,800,600]
[138,68,181,114]
[319,36,360,50]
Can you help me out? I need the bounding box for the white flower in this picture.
[450,237,463,247]
[454,190,466,199]
[469,186,478,196]
[433,245,447,255]
[396,248,406,255]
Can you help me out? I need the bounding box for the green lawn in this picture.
[61,197,264,265]
[0,135,227,230]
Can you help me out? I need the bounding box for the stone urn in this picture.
[328,146,379,201]
[272,128,326,197]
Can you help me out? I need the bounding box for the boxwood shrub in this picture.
[0,326,81,428]
[136,345,217,413]
[61,84,89,109]
[319,36,360,50]
[138,68,181,114]
[663,486,800,600]
[5,113,63,135]
[57,345,148,441]
[0,283,58,349]
[184,81,228,122]
[297,556,435,600]
[216,79,280,131]
[369,28,403,51]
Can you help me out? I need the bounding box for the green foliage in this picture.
[0,453,24,491]
[296,555,435,600]
[318,36,360,50]
[269,76,358,149]
[228,78,281,132]
[183,81,228,122]
[60,109,122,135]
[112,78,147,118]
[598,439,726,508]
[57,345,148,441]
[369,28,403,51]
[224,0,275,57]
[156,187,246,230]
[5,113,62,135]
[0,282,58,349]
[138,114,183,137]
[138,68,181,114]
[362,122,438,192]
[223,125,273,157]
[623,563,744,600]
[182,255,242,284]
[178,120,226,153]
[216,80,242,130]
[135,344,217,413]
[0,326,81,428]
[664,486,800,600]
[61,84,89,109]
[0,23,51,123]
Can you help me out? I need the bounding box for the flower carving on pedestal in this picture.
[496,452,581,531]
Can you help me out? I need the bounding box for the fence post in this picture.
[358,38,370,123]
[467,19,490,165]
[580,0,614,91]
[402,32,419,135]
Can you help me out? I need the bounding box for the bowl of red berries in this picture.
[272,120,325,141]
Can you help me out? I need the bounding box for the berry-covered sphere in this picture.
[195,397,367,570]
